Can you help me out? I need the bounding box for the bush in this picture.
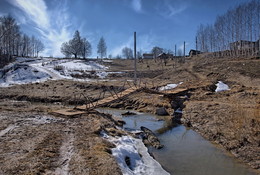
[54,65,64,72]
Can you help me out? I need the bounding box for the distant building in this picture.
[142,53,154,59]
[157,53,174,59]
[230,40,259,51]
[189,49,201,57]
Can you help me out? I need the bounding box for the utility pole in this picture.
[175,44,177,57]
[196,37,198,56]
[134,32,137,85]
[183,41,186,57]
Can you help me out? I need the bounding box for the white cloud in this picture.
[178,42,189,54]
[10,0,50,30]
[8,0,72,57]
[111,37,133,57]
[131,0,142,13]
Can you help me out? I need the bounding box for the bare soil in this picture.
[0,101,122,175]
[0,55,259,173]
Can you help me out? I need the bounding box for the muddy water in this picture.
[97,108,258,175]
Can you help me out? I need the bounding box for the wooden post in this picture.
[196,37,198,56]
[175,44,177,57]
[183,41,186,57]
[134,32,137,85]
[259,38,260,57]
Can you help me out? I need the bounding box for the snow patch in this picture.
[59,60,107,71]
[0,125,16,137]
[0,64,50,87]
[102,59,113,63]
[0,57,110,87]
[54,133,74,175]
[96,71,108,79]
[175,108,183,114]
[26,115,63,124]
[215,81,230,92]
[159,82,183,91]
[102,132,170,175]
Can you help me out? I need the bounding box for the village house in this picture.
[157,53,174,59]
[142,53,154,59]
[189,49,201,57]
[229,40,259,51]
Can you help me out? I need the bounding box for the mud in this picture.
[0,102,122,175]
[0,55,259,172]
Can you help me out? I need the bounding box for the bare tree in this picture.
[151,46,163,58]
[81,38,91,59]
[35,39,44,57]
[196,0,260,57]
[137,50,142,59]
[97,36,107,58]
[61,30,92,58]
[122,47,133,59]
[60,42,72,58]
[0,15,44,59]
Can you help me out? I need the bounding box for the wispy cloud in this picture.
[167,5,187,17]
[131,0,142,13]
[156,0,187,18]
[10,0,50,30]
[8,0,72,57]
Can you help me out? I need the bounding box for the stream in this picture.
[97,108,258,175]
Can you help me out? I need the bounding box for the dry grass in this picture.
[229,104,260,143]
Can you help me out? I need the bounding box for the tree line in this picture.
[118,46,177,59]
[196,0,260,57]
[61,31,184,59]
[0,15,44,58]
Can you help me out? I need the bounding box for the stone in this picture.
[155,107,169,116]
[122,111,137,116]
[140,126,163,149]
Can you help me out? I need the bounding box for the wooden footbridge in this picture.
[52,80,188,117]
[53,82,140,116]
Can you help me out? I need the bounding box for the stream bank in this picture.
[97,108,258,175]
[104,84,260,171]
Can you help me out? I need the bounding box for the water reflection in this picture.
[151,125,257,175]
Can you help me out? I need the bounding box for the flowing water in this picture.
[97,108,258,175]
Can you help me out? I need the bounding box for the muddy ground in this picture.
[0,55,259,174]
[0,101,122,175]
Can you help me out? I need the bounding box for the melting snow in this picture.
[59,60,107,71]
[215,81,230,92]
[159,82,183,91]
[0,125,16,137]
[96,71,108,79]
[26,115,63,124]
[0,57,110,87]
[102,59,113,63]
[0,64,50,87]
[102,132,170,175]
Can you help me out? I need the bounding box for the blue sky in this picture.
[0,0,252,57]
